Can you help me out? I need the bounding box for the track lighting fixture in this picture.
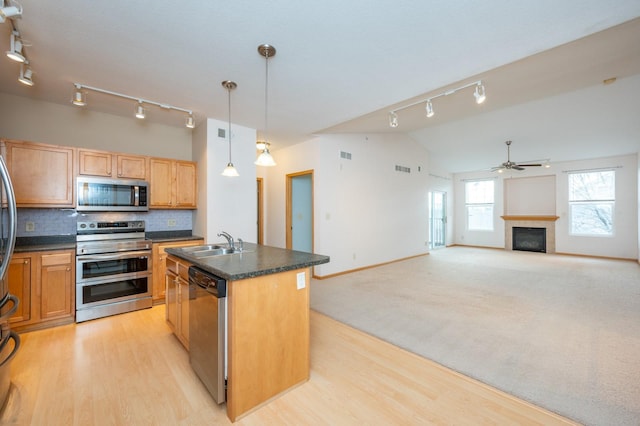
[221,80,239,177]
[389,80,486,128]
[0,1,22,23]
[18,62,33,86]
[474,82,486,104]
[425,100,434,118]
[388,111,399,128]
[135,102,145,119]
[185,114,195,129]
[72,85,86,106]
[71,83,195,128]
[255,44,277,167]
[6,30,25,63]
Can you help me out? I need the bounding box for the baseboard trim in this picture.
[313,253,429,280]
[451,244,637,262]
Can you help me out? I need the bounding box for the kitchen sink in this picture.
[192,247,235,257]
[180,244,252,258]
[181,244,228,252]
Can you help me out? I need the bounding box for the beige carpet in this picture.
[310,247,640,426]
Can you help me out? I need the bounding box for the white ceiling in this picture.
[1,1,640,172]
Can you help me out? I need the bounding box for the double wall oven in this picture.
[76,220,152,322]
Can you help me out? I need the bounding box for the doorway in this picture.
[428,191,446,249]
[286,171,313,252]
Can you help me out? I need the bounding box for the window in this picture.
[568,170,615,236]
[465,180,494,231]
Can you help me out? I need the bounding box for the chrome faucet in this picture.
[218,231,234,250]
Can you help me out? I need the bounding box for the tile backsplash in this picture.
[16,208,193,237]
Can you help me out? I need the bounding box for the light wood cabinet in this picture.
[149,158,197,209]
[7,253,33,324]
[151,239,203,304]
[8,249,75,332]
[1,139,75,207]
[165,255,191,349]
[78,149,148,180]
[39,252,74,321]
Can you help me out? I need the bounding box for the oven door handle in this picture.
[78,251,151,261]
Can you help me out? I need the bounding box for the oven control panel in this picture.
[77,220,145,234]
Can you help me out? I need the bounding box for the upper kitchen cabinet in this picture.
[78,149,148,180]
[149,158,197,209]
[1,139,75,207]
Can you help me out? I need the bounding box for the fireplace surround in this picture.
[502,215,558,253]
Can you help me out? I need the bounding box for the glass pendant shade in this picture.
[222,163,239,177]
[255,149,276,167]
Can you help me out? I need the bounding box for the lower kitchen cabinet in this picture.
[165,255,191,350]
[8,249,75,332]
[152,239,203,305]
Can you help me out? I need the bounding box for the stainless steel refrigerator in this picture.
[0,156,20,408]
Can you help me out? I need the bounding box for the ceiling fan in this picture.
[491,140,542,172]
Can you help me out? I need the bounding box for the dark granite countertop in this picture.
[15,235,76,252]
[13,231,204,252]
[165,242,330,281]
[145,231,204,243]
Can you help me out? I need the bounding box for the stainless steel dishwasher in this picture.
[188,266,227,404]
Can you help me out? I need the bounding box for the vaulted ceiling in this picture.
[1,1,639,172]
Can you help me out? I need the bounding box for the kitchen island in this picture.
[165,243,329,422]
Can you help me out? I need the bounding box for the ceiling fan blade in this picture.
[512,165,525,170]
[518,163,542,167]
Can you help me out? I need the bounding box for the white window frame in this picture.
[568,170,615,237]
[465,179,495,231]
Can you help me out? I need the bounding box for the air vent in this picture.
[340,151,352,160]
[395,165,411,173]
[218,128,226,138]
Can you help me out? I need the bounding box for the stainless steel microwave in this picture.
[77,177,149,211]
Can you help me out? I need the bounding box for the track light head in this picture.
[72,85,86,106]
[474,83,486,104]
[6,31,25,63]
[389,111,399,128]
[0,2,22,23]
[18,63,33,86]
[425,100,434,118]
[135,102,145,119]
[185,114,195,128]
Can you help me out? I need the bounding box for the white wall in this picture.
[192,118,257,244]
[454,154,639,259]
[0,93,192,160]
[264,133,430,277]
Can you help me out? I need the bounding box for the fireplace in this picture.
[513,227,546,253]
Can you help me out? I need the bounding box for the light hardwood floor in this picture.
[0,306,577,425]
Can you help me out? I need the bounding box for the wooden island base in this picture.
[227,267,311,422]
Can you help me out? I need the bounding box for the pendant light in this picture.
[221,80,239,177]
[255,44,277,167]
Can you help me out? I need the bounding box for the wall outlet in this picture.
[25,221,35,232]
[167,219,177,227]
[296,272,306,290]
